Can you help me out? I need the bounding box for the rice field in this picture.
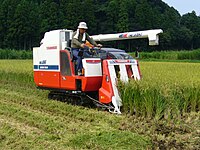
[0,60,199,149]
[119,61,200,120]
[0,60,200,120]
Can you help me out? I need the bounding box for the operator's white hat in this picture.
[78,22,88,29]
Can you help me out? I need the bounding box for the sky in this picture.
[162,0,200,16]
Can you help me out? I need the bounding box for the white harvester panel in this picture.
[82,58,102,77]
[107,59,141,81]
[33,29,73,72]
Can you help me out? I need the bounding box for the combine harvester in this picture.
[33,29,163,114]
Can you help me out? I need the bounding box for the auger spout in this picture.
[91,29,163,46]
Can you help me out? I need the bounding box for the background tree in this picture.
[60,0,83,30]
[0,0,19,49]
[181,11,200,49]
[135,0,154,30]
[176,27,193,50]
[8,0,40,49]
[0,0,200,51]
[40,0,60,35]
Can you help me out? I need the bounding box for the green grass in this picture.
[0,82,151,150]
[130,48,200,61]
[0,49,32,59]
[1,48,200,61]
[0,60,199,149]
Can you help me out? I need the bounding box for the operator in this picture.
[71,22,102,75]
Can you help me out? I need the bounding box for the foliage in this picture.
[181,11,200,49]
[0,0,200,51]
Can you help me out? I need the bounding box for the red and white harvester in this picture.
[33,29,163,114]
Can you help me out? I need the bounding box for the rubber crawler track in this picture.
[48,91,115,111]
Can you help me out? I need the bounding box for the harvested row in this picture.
[0,60,150,149]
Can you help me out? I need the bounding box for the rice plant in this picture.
[119,61,200,120]
[0,60,33,84]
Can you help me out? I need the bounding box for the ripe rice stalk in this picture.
[119,61,200,120]
[0,60,33,86]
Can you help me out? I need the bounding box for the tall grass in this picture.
[119,62,200,120]
[1,48,200,60]
[0,49,32,59]
[130,49,200,60]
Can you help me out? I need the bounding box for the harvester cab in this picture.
[33,29,163,114]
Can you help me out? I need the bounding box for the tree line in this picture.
[0,0,200,52]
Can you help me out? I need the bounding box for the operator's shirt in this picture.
[71,31,97,48]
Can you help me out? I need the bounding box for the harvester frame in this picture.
[33,29,163,114]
